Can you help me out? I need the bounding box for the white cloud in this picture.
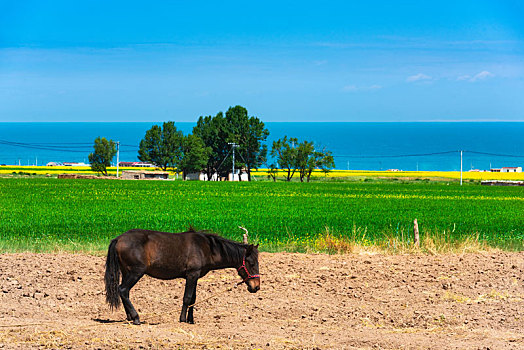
[342,85,357,92]
[456,71,495,82]
[406,73,432,82]
[470,70,495,82]
[456,74,471,81]
[342,84,382,92]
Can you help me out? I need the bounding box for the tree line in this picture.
[89,105,335,181]
[268,136,334,182]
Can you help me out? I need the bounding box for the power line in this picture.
[0,141,89,153]
[215,148,232,173]
[0,141,89,148]
[0,140,92,146]
[0,139,137,148]
[0,139,138,153]
[332,150,459,159]
[464,150,524,158]
[1,138,524,160]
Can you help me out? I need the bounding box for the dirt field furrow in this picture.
[1,252,523,349]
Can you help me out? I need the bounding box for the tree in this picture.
[271,137,336,182]
[296,140,315,182]
[178,134,211,180]
[88,137,116,176]
[138,122,184,171]
[225,106,269,181]
[193,112,230,180]
[192,106,270,181]
[270,136,298,181]
[305,149,335,182]
[295,141,335,182]
[266,163,279,182]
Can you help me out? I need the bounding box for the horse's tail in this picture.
[104,238,121,309]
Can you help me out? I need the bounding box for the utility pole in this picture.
[460,150,463,186]
[116,141,120,178]
[228,142,239,181]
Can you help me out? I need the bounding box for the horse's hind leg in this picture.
[119,271,133,321]
[119,271,144,325]
[180,272,199,324]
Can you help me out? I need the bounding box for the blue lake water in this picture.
[0,122,523,171]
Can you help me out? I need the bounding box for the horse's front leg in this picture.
[179,272,199,324]
[187,283,197,324]
[119,271,144,325]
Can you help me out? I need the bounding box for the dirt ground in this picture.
[1,252,523,349]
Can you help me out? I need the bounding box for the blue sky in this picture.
[1,0,523,122]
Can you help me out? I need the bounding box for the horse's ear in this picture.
[255,244,259,249]
[246,244,254,255]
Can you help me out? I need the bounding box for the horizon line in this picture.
[1,120,524,123]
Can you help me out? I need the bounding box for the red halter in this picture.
[237,256,260,285]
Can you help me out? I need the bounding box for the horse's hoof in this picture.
[133,319,141,325]
[188,320,195,324]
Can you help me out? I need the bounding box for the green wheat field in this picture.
[0,178,522,252]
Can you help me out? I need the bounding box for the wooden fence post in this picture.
[413,219,420,247]
[239,226,249,244]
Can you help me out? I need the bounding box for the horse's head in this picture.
[238,244,260,293]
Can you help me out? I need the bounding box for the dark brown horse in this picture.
[104,228,260,324]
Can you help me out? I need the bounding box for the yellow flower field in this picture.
[253,169,524,181]
[0,166,161,176]
[1,166,523,181]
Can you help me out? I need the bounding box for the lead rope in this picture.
[187,281,241,308]
[188,254,259,308]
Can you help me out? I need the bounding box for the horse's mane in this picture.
[186,225,198,233]
[190,230,258,262]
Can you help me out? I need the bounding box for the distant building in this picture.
[118,162,155,168]
[481,180,524,186]
[184,171,248,181]
[229,171,249,181]
[63,162,88,167]
[501,167,522,173]
[46,162,63,166]
[185,172,211,181]
[386,169,400,172]
[121,170,169,180]
[490,168,501,172]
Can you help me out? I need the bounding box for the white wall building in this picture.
[501,167,522,173]
[185,172,213,181]
[185,171,248,181]
[229,171,249,181]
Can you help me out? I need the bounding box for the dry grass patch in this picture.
[311,227,377,254]
[309,227,497,255]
